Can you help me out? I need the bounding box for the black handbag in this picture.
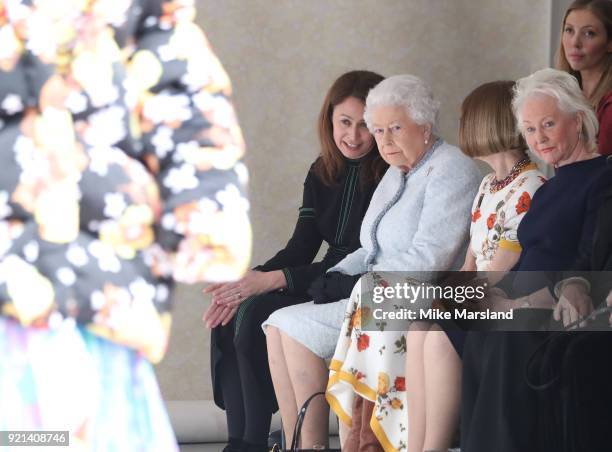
[525,306,612,452]
[287,391,340,452]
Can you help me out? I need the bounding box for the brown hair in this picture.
[313,70,388,187]
[459,81,527,158]
[556,0,612,108]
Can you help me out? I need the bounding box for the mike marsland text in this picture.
[372,307,514,321]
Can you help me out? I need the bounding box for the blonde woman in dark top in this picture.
[203,71,387,452]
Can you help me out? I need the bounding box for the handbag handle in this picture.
[524,331,564,391]
[290,391,326,452]
[524,306,612,391]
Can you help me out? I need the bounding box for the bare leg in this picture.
[266,326,298,444]
[405,323,428,452]
[339,421,349,449]
[281,331,329,448]
[422,327,461,451]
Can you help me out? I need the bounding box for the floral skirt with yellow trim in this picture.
[0,316,178,451]
[326,275,409,452]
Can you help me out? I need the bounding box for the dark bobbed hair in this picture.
[459,81,528,158]
[313,70,388,187]
[556,0,612,108]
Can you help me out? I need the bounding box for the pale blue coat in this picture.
[330,140,481,277]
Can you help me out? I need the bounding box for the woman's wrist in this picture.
[553,277,591,299]
[266,270,287,291]
[515,295,531,309]
[514,287,556,309]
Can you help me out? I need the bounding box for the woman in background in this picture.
[204,70,387,452]
[557,0,612,154]
[404,81,545,452]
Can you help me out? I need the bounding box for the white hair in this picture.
[512,68,598,150]
[364,74,440,133]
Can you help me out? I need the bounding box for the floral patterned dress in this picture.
[0,0,250,449]
[326,164,545,452]
[470,164,545,268]
[326,273,414,452]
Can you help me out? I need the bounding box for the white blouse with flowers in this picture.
[470,164,545,270]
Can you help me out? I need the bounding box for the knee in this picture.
[424,329,455,359]
[265,326,282,354]
[233,333,260,360]
[214,322,238,353]
[264,307,290,331]
[406,325,428,354]
[233,321,263,358]
[265,326,286,369]
[265,325,280,345]
[266,324,279,335]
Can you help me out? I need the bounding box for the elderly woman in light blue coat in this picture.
[264,75,481,450]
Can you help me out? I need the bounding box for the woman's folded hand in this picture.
[202,270,289,327]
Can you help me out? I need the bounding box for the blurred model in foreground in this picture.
[0,0,250,449]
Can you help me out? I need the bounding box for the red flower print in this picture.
[472,208,481,223]
[394,376,406,391]
[486,213,496,229]
[357,334,370,351]
[516,192,531,214]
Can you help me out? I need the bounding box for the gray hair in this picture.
[512,68,598,151]
[364,74,440,133]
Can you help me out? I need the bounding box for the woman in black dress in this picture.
[202,70,387,452]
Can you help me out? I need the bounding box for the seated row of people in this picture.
[204,1,612,451]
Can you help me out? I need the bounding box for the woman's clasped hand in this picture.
[203,270,286,327]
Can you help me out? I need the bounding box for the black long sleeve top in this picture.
[515,156,612,272]
[509,156,612,298]
[256,157,380,296]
